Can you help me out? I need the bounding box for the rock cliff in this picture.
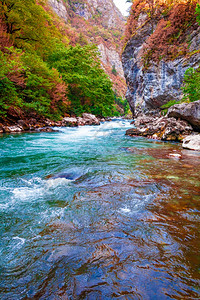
[48,0,126,95]
[48,0,69,21]
[122,0,200,115]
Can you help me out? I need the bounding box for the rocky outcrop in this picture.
[48,0,68,21]
[167,100,200,131]
[122,1,200,115]
[73,0,124,29]
[126,115,193,141]
[98,43,124,78]
[182,134,200,151]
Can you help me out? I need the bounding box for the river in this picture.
[0,119,199,299]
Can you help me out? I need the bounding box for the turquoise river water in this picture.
[0,119,199,299]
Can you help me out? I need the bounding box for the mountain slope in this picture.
[48,0,126,96]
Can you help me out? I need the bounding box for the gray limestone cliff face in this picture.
[98,43,124,77]
[48,0,68,21]
[81,0,124,28]
[48,0,124,30]
[122,14,200,115]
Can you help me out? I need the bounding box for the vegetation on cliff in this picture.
[161,2,200,112]
[124,0,200,113]
[0,0,124,123]
[125,0,199,65]
[182,4,200,103]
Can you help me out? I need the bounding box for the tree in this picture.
[182,67,200,102]
[196,3,200,24]
[48,44,115,116]
[0,0,61,56]
[181,3,200,103]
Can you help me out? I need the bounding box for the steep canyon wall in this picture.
[122,0,200,115]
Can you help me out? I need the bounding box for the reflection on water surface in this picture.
[0,120,199,299]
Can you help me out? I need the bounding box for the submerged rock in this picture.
[167,100,200,131]
[168,153,182,159]
[47,171,81,181]
[182,134,200,151]
[126,115,193,141]
[87,244,119,266]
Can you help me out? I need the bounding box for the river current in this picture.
[0,119,199,299]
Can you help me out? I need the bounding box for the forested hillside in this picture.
[0,0,127,125]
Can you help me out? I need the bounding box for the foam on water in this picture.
[12,185,45,202]
[0,203,9,210]
[58,125,97,140]
[56,120,132,141]
[119,206,131,214]
[3,176,72,209]
[12,237,26,248]
[46,177,72,188]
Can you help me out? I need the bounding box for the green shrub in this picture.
[182,67,200,103]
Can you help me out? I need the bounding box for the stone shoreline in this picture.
[126,114,200,151]
[126,100,200,151]
[0,113,106,134]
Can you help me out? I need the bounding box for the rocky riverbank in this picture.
[0,113,104,134]
[126,100,200,151]
[126,115,193,141]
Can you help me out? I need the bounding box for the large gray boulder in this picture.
[167,100,200,131]
[81,113,100,125]
[182,134,200,151]
[62,114,100,127]
[62,117,78,127]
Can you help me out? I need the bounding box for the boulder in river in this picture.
[62,114,100,127]
[62,117,78,127]
[81,113,100,126]
[182,134,200,151]
[167,100,200,131]
[3,126,23,133]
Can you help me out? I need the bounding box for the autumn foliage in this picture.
[0,0,117,120]
[124,0,199,66]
